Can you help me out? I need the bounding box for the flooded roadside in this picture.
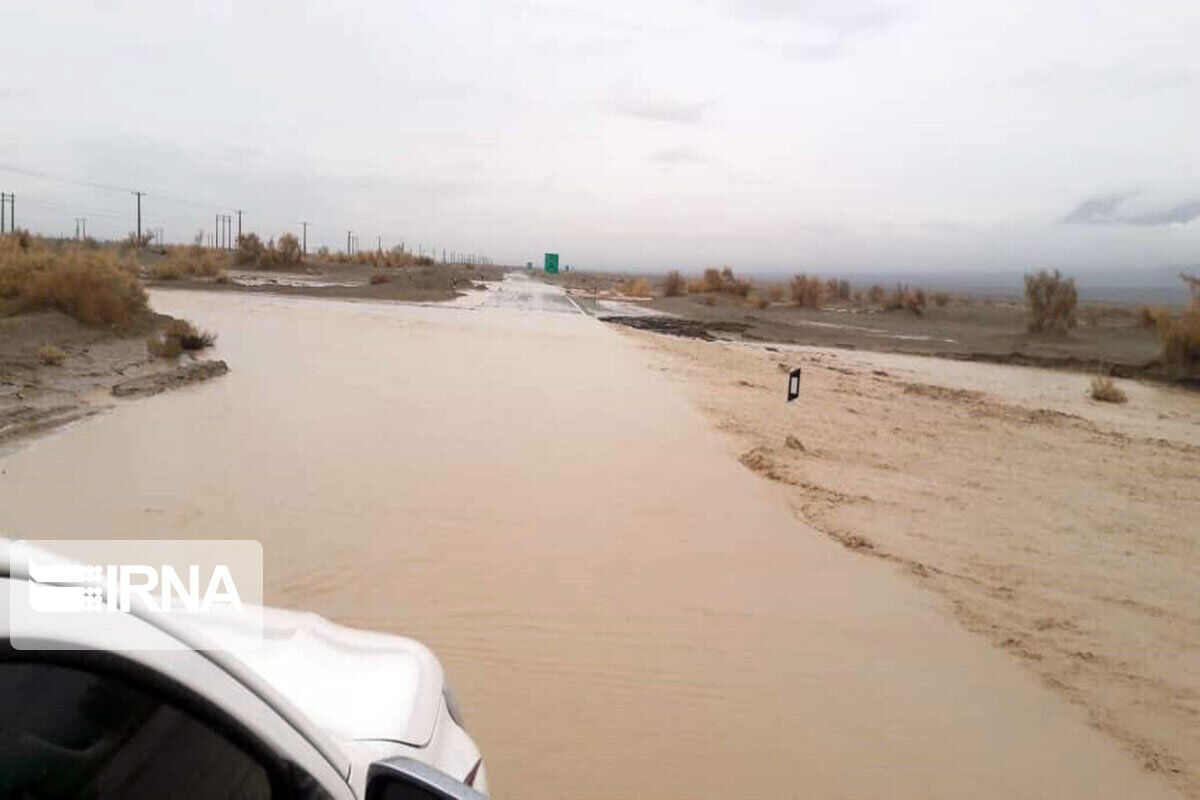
[0,285,1181,799]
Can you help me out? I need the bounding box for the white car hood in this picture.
[197,606,445,747]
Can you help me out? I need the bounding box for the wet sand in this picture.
[623,330,1200,796]
[0,280,1182,798]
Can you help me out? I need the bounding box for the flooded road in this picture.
[0,276,1179,799]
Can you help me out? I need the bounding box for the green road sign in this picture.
[544,253,559,274]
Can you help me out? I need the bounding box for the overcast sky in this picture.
[2,0,1198,275]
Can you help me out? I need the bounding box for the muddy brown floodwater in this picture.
[0,278,1182,799]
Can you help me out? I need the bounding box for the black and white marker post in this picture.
[786,366,802,403]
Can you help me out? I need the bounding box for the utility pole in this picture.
[377,234,382,252]
[347,230,352,255]
[236,210,243,244]
[133,191,144,246]
[215,214,220,249]
[300,221,308,255]
[225,215,232,251]
[0,192,6,234]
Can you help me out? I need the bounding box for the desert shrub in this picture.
[663,270,685,297]
[619,278,653,298]
[1154,300,1200,377]
[369,272,391,285]
[237,232,303,270]
[694,266,751,296]
[1137,305,1170,330]
[750,295,770,310]
[38,343,66,365]
[0,236,147,329]
[932,291,951,307]
[236,233,264,265]
[824,278,851,301]
[766,284,784,302]
[1089,372,1127,403]
[866,284,885,305]
[152,245,228,280]
[883,284,926,314]
[327,248,418,269]
[790,274,823,308]
[148,318,215,358]
[277,233,302,266]
[1024,269,1077,333]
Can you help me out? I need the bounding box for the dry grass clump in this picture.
[151,243,230,280]
[1089,371,1127,403]
[1152,276,1200,376]
[38,343,66,365]
[749,295,770,310]
[236,232,304,270]
[0,233,148,329]
[692,267,752,297]
[866,284,886,305]
[327,247,418,269]
[790,274,823,308]
[369,272,391,285]
[884,284,927,314]
[617,278,653,298]
[825,278,851,301]
[663,270,685,297]
[766,284,784,303]
[1024,269,1077,333]
[932,291,951,307]
[147,318,216,359]
[1137,305,1170,330]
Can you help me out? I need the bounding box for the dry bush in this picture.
[369,272,391,285]
[0,235,147,329]
[883,284,927,315]
[1024,269,1077,333]
[617,278,653,298]
[1089,372,1127,403]
[1154,301,1200,377]
[663,270,685,297]
[695,266,751,296]
[790,274,823,308]
[38,343,66,366]
[238,232,304,270]
[1137,305,1170,330]
[147,318,215,359]
[152,245,229,280]
[825,278,851,301]
[866,284,885,305]
[932,291,951,307]
[766,284,784,302]
[328,248,418,269]
[749,295,770,310]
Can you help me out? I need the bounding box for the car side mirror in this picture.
[365,757,487,800]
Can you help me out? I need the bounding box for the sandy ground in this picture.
[551,268,1195,384]
[147,260,505,303]
[619,328,1200,797]
[0,283,1185,799]
[0,310,227,450]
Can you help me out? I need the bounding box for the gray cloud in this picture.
[649,146,705,164]
[609,94,709,124]
[1063,193,1200,227]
